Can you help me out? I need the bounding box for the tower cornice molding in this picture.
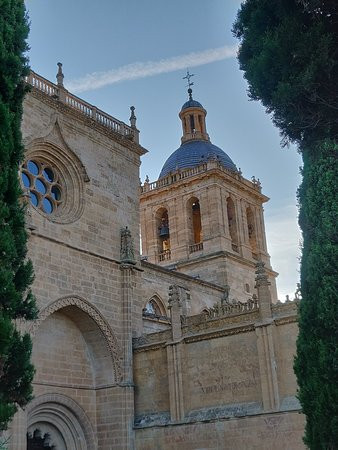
[141,165,268,202]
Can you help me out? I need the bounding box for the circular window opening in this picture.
[21,159,62,215]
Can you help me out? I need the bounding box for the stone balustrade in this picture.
[158,249,171,262]
[141,160,262,194]
[26,71,139,143]
[189,242,204,253]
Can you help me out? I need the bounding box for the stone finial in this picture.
[168,284,181,309]
[251,175,262,190]
[255,261,271,287]
[56,62,64,87]
[168,285,183,341]
[120,226,136,264]
[129,106,137,129]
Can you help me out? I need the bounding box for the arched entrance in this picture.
[27,394,95,450]
[26,296,121,449]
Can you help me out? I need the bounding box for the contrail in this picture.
[67,45,237,93]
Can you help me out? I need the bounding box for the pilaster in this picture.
[254,261,279,412]
[119,227,138,449]
[166,285,185,422]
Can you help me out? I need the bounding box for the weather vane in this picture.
[183,70,195,99]
[183,70,195,89]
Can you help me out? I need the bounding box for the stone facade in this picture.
[6,69,304,449]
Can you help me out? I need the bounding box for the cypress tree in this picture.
[233,1,338,448]
[0,0,38,431]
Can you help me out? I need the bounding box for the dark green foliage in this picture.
[233,1,338,448]
[0,0,38,431]
[296,140,338,449]
[233,0,338,147]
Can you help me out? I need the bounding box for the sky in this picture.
[25,0,302,300]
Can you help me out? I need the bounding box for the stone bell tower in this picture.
[140,83,278,302]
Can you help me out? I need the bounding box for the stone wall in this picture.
[8,86,145,449]
[137,260,224,335]
[135,411,305,450]
[133,300,304,449]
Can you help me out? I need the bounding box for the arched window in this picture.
[156,208,171,261]
[187,197,203,252]
[227,197,239,251]
[143,296,167,318]
[246,207,258,257]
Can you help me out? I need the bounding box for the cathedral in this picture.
[7,64,305,449]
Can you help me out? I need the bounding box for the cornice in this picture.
[274,315,298,326]
[165,250,278,278]
[141,167,268,202]
[183,323,256,343]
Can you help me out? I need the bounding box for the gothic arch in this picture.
[143,293,167,317]
[29,295,122,382]
[24,116,89,184]
[27,393,96,450]
[23,118,89,224]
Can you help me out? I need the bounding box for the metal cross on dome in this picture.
[183,70,195,89]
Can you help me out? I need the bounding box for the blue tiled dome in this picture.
[181,99,203,111]
[159,140,237,178]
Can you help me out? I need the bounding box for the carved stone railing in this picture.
[26,71,139,143]
[189,242,203,253]
[205,296,259,320]
[141,161,263,194]
[142,163,208,193]
[158,249,171,262]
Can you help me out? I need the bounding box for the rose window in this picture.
[21,160,62,214]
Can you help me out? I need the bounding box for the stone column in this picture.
[166,285,185,422]
[254,261,280,412]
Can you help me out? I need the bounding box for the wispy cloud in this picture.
[67,45,237,93]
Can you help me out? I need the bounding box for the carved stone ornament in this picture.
[255,261,271,287]
[205,295,259,320]
[29,295,122,382]
[221,284,230,304]
[168,284,181,309]
[120,226,136,264]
